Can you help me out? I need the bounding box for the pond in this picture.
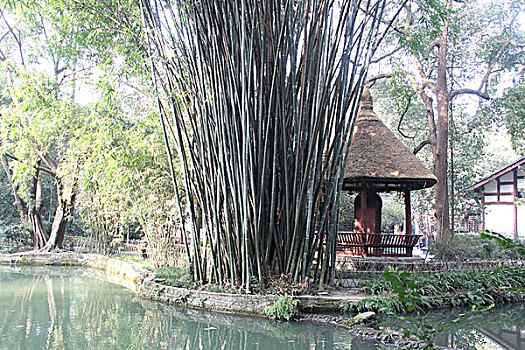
[379,303,525,349]
[0,265,383,350]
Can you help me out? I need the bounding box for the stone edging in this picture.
[0,252,146,292]
[141,279,368,315]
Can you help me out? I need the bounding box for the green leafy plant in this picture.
[430,234,520,261]
[381,268,494,349]
[153,267,194,289]
[264,297,298,321]
[481,230,525,256]
[354,265,525,314]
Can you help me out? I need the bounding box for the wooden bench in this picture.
[337,231,421,257]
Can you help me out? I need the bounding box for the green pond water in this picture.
[0,266,383,350]
[379,303,525,349]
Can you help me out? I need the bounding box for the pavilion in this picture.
[337,89,437,257]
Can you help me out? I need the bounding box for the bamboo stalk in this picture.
[140,0,396,287]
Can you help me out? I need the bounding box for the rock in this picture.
[353,311,376,324]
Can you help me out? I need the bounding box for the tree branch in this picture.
[4,152,19,162]
[426,38,441,56]
[414,57,437,92]
[366,73,393,88]
[371,46,403,64]
[36,166,56,176]
[0,8,24,65]
[413,140,431,155]
[397,95,416,139]
[4,152,56,176]
[450,88,490,100]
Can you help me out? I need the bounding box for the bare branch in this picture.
[4,152,19,162]
[426,38,440,56]
[509,40,525,47]
[4,152,55,176]
[413,140,431,155]
[450,88,490,100]
[397,95,416,139]
[479,41,511,91]
[414,56,437,92]
[0,8,24,65]
[371,46,403,64]
[366,73,393,87]
[36,166,55,176]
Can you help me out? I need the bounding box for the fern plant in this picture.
[264,297,298,321]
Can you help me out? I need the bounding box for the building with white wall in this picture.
[471,157,525,239]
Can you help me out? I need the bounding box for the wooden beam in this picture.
[484,192,515,196]
[497,177,501,202]
[485,202,515,205]
[405,190,412,236]
[481,194,485,231]
[470,157,525,190]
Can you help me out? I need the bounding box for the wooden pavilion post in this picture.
[360,186,368,255]
[404,190,412,235]
[405,189,413,256]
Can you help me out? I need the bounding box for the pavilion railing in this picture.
[336,231,421,257]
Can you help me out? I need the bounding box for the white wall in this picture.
[518,206,525,238]
[484,205,515,238]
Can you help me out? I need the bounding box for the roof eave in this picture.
[343,177,437,192]
[470,156,525,190]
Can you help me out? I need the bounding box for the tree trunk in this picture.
[434,7,452,241]
[30,168,47,249]
[29,211,47,249]
[43,180,75,251]
[1,154,29,227]
[1,155,49,247]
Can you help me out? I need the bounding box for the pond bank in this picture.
[0,252,367,314]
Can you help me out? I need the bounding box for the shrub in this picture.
[264,297,298,320]
[153,267,194,288]
[430,234,520,261]
[353,265,525,314]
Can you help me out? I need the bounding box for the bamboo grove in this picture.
[140,0,397,288]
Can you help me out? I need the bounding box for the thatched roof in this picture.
[343,89,437,192]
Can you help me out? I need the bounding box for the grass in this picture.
[109,253,153,269]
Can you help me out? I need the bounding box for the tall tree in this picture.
[0,0,144,249]
[0,73,84,249]
[372,0,524,240]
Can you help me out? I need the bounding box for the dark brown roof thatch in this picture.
[343,89,437,192]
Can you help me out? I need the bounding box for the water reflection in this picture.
[0,266,381,350]
[380,303,525,350]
